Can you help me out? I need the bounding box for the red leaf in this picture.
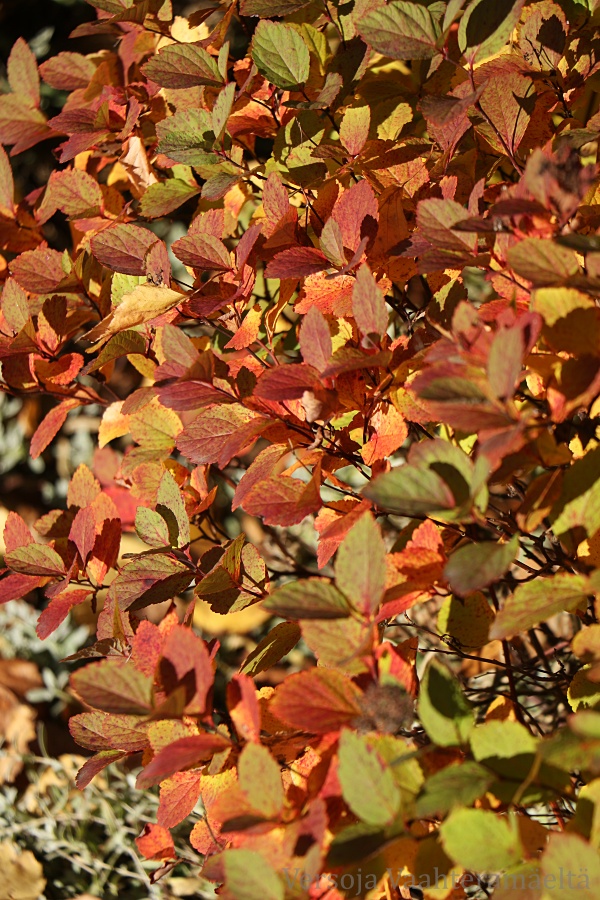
[76,750,128,789]
[0,95,49,155]
[3,511,33,553]
[352,264,388,338]
[254,363,319,400]
[90,224,159,275]
[69,506,97,563]
[227,674,261,743]
[176,407,268,467]
[262,172,290,235]
[232,443,288,511]
[270,668,362,732]
[264,246,330,279]
[136,734,232,788]
[161,625,215,716]
[299,305,332,372]
[30,399,81,460]
[332,179,378,252]
[36,588,92,639]
[131,619,163,678]
[157,770,203,828]
[0,570,43,605]
[315,499,372,569]
[135,824,175,861]
[242,472,322,526]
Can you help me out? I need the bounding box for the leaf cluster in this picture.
[2,0,600,896]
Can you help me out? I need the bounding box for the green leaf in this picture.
[263,579,350,619]
[416,761,494,818]
[203,850,284,900]
[364,465,455,518]
[440,808,523,872]
[212,82,236,143]
[470,720,537,762]
[5,543,66,577]
[444,535,519,597]
[139,179,200,218]
[550,446,600,543]
[335,512,387,615]
[69,712,149,752]
[357,1,440,60]
[71,658,153,715]
[338,728,401,827]
[364,438,487,522]
[82,330,146,375]
[458,0,525,63]
[240,622,301,676]
[437,592,494,648]
[238,743,284,819]
[417,659,474,746]
[490,573,590,640]
[542,832,600,900]
[196,536,268,614]
[135,507,171,549]
[107,555,194,612]
[156,469,190,548]
[156,109,219,167]
[251,21,310,90]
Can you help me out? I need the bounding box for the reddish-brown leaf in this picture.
[39,51,96,90]
[90,224,160,276]
[254,363,319,400]
[242,472,322,526]
[10,247,66,293]
[171,233,232,271]
[0,571,43,605]
[176,407,268,467]
[270,668,362,732]
[299,305,332,372]
[76,750,128,789]
[352,264,388,338]
[264,246,330,279]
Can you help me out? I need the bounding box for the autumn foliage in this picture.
[2,0,600,895]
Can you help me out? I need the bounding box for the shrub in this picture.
[2,0,600,896]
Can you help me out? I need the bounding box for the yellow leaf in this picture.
[0,841,46,900]
[98,401,130,448]
[84,283,184,350]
